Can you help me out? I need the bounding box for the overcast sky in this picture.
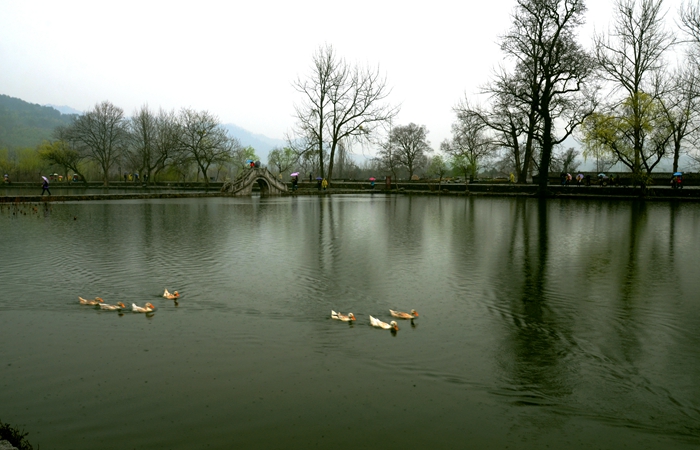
[0,0,688,158]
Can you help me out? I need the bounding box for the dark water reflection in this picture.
[1,196,699,449]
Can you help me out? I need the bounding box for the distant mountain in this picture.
[45,104,83,115]
[0,94,76,150]
[222,123,286,163]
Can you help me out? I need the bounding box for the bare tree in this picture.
[442,108,498,181]
[389,123,432,180]
[660,65,700,172]
[127,105,179,184]
[176,108,236,185]
[592,0,676,182]
[478,64,543,184]
[152,109,183,182]
[502,0,596,195]
[268,147,298,176]
[376,136,402,185]
[293,44,398,184]
[680,1,700,47]
[66,100,129,185]
[550,147,581,173]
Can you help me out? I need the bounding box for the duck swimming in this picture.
[369,315,399,331]
[132,302,155,313]
[79,296,104,306]
[163,289,180,300]
[389,309,419,320]
[100,302,126,311]
[331,310,356,322]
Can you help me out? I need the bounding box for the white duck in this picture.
[79,296,104,306]
[369,315,399,331]
[163,289,180,300]
[390,309,419,320]
[100,302,126,311]
[132,302,155,313]
[331,310,356,322]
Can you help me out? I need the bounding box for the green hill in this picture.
[0,94,76,150]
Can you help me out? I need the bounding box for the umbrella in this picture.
[576,173,584,180]
[290,172,299,177]
[316,177,323,180]
[673,172,683,176]
[369,177,376,181]
[598,173,606,177]
[41,176,49,182]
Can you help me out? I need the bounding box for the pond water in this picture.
[1,195,700,449]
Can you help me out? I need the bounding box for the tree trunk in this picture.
[537,102,553,197]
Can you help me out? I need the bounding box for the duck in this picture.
[100,302,126,311]
[163,289,180,300]
[369,315,399,331]
[79,296,104,306]
[132,302,155,313]
[389,309,419,320]
[331,310,356,322]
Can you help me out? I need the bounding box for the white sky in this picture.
[0,0,688,156]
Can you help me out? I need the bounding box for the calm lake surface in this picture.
[1,195,700,449]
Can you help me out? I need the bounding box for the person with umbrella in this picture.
[290,172,299,191]
[369,177,376,189]
[41,176,51,196]
[672,172,683,189]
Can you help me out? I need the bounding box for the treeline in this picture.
[1,100,261,184]
[439,0,700,191]
[290,0,700,193]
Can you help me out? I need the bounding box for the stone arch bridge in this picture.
[221,167,288,196]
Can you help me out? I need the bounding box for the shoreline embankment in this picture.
[2,182,700,203]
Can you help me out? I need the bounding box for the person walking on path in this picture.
[41,176,51,196]
[321,178,328,190]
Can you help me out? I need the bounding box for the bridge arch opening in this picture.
[256,178,271,195]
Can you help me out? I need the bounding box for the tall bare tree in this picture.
[66,100,129,185]
[177,108,236,185]
[376,130,403,185]
[128,107,183,183]
[592,0,676,182]
[293,44,398,184]
[477,64,543,184]
[660,65,700,172]
[502,0,596,195]
[389,123,432,180]
[152,109,183,182]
